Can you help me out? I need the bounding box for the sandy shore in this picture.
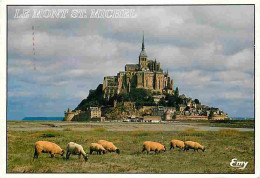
[7,121,254,132]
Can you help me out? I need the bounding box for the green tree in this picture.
[174,87,179,97]
[172,112,177,120]
[167,95,176,107]
[117,92,130,102]
[128,88,155,108]
[159,98,167,106]
[130,75,137,88]
[176,105,180,112]
[194,99,200,104]
[208,110,214,120]
[75,84,106,110]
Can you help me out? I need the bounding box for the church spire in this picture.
[142,31,145,50]
[139,32,147,57]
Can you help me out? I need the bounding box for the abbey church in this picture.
[102,35,174,99]
[64,34,227,122]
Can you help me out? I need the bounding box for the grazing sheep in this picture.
[142,141,166,154]
[66,142,88,161]
[184,141,205,152]
[33,141,64,159]
[90,143,107,155]
[170,139,185,150]
[97,140,120,154]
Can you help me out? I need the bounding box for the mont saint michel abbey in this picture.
[102,35,174,99]
[64,34,227,122]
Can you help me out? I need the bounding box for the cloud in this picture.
[226,48,254,71]
[219,91,253,100]
[191,6,254,31]
[217,70,254,89]
[7,5,254,119]
[177,70,211,87]
[9,31,119,57]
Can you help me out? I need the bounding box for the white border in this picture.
[0,0,259,178]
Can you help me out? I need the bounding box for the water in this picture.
[231,117,254,120]
[22,117,63,121]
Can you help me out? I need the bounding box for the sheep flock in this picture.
[33,138,205,161]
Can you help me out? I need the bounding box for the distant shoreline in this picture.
[22,117,63,121]
[6,120,254,131]
[6,116,255,121]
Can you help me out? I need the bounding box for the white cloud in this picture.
[226,48,254,71]
[74,91,89,99]
[219,91,253,100]
[9,32,119,57]
[7,5,254,118]
[191,6,254,31]
[177,70,211,87]
[148,45,189,66]
[217,70,254,89]
[218,70,251,82]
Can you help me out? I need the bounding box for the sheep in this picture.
[169,139,185,151]
[66,142,88,161]
[33,141,64,160]
[97,140,120,154]
[142,141,166,154]
[89,143,107,155]
[184,141,205,152]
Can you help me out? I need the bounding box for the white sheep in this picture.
[66,142,88,161]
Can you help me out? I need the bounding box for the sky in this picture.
[7,5,254,120]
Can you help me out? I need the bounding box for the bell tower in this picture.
[139,33,148,71]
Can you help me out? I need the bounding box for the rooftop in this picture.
[140,49,147,57]
[125,64,139,67]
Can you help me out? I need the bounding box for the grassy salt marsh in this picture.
[7,121,254,173]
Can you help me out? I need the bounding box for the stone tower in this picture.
[139,33,149,71]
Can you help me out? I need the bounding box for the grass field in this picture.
[7,121,254,173]
[209,120,254,129]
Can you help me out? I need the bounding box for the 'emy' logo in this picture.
[230,158,248,169]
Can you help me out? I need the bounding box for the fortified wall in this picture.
[63,108,81,121]
[176,115,227,121]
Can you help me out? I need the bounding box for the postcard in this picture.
[0,1,258,177]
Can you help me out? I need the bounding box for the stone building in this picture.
[103,34,174,99]
[89,107,102,118]
[63,107,102,121]
[63,108,81,121]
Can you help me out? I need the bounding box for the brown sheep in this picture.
[33,141,64,159]
[97,140,120,154]
[90,143,107,155]
[170,139,185,150]
[142,141,166,154]
[66,142,88,161]
[184,141,205,152]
